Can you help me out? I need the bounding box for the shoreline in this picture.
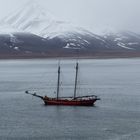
[0,53,140,60]
[0,55,140,61]
[0,51,140,60]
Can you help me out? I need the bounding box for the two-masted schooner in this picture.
[25,62,100,106]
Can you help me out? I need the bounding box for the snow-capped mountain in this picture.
[0,1,109,51]
[0,1,53,35]
[0,1,140,58]
[0,1,93,38]
[102,31,140,51]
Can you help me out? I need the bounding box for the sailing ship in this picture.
[25,62,100,106]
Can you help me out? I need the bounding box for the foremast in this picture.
[56,64,61,100]
[74,62,79,99]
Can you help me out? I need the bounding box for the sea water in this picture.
[0,58,140,140]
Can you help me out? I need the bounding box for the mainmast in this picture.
[74,62,78,99]
[56,64,60,100]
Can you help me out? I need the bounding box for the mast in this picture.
[74,62,78,99]
[56,64,60,100]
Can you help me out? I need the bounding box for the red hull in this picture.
[43,98,97,106]
[25,91,100,106]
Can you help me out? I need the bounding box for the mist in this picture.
[0,0,140,34]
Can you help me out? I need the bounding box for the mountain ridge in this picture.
[0,1,140,58]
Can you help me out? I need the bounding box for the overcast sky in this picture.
[0,0,140,34]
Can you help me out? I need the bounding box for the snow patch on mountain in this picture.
[117,42,134,50]
[114,38,122,41]
[9,33,22,45]
[63,43,80,49]
[83,39,90,44]
[64,43,70,49]
[14,46,19,50]
[128,42,139,45]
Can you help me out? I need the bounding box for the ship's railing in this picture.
[59,95,100,100]
[75,95,100,100]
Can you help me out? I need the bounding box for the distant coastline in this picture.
[0,52,140,60]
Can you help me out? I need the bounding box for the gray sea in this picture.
[0,58,140,140]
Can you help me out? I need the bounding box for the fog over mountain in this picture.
[0,0,140,58]
[0,0,140,34]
